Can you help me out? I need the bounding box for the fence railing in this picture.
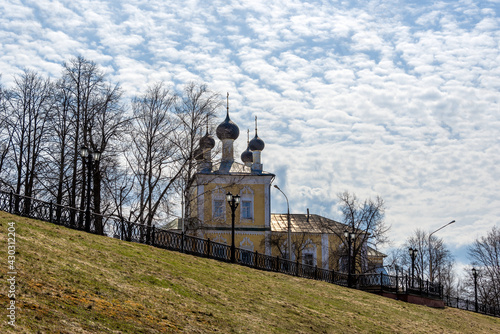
[1,190,497,317]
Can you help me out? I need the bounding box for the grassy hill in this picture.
[1,212,499,333]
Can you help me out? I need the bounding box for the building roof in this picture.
[367,246,387,258]
[200,160,274,176]
[271,213,345,234]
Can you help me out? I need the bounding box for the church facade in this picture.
[188,97,378,272]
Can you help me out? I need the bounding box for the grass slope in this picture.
[1,212,499,334]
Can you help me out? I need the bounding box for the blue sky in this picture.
[1,0,499,274]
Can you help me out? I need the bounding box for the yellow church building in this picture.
[187,98,376,272]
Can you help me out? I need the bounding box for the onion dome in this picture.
[200,132,215,150]
[194,147,204,161]
[241,130,253,163]
[241,146,253,163]
[249,134,265,151]
[216,114,239,140]
[216,92,240,140]
[249,116,265,151]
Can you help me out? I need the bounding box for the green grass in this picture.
[1,211,500,333]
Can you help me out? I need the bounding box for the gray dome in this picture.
[194,147,204,160]
[216,114,240,140]
[241,146,253,163]
[249,135,265,151]
[200,133,215,150]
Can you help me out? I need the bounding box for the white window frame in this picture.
[212,186,226,222]
[239,186,254,223]
[302,239,317,267]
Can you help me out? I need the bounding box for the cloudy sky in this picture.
[1,0,499,272]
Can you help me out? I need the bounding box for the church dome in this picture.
[200,132,215,150]
[249,134,265,151]
[216,114,239,140]
[241,145,253,163]
[194,147,204,160]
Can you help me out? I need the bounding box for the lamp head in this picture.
[80,146,89,158]
[226,192,233,203]
[92,150,101,161]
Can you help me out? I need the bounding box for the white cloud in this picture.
[0,0,499,270]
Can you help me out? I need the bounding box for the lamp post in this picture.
[344,230,356,287]
[409,248,418,288]
[472,268,478,312]
[274,185,291,260]
[226,192,240,263]
[80,146,101,232]
[429,220,455,282]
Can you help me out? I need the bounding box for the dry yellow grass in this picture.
[1,211,499,333]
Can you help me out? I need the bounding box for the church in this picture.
[187,95,382,272]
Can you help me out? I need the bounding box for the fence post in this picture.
[206,238,211,258]
[9,190,13,213]
[296,259,300,276]
[276,256,280,272]
[151,226,156,246]
[49,201,54,224]
[120,218,124,241]
[181,232,185,253]
[254,251,258,268]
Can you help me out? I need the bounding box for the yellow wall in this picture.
[201,183,267,229]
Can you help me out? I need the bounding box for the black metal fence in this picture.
[1,190,497,317]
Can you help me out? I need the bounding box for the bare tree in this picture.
[262,231,310,260]
[61,56,107,226]
[3,70,54,212]
[175,83,220,232]
[44,77,75,221]
[393,229,455,293]
[60,56,127,233]
[468,226,500,308]
[124,82,179,231]
[87,83,127,234]
[0,78,11,177]
[334,191,389,274]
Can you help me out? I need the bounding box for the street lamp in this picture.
[344,230,356,287]
[472,268,478,312]
[409,248,418,287]
[429,220,455,282]
[274,185,291,260]
[226,192,240,263]
[80,146,101,232]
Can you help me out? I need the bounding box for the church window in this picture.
[214,200,224,218]
[303,253,314,266]
[241,200,252,219]
[239,186,254,222]
[212,186,226,221]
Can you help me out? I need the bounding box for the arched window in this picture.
[302,239,317,267]
[239,186,254,222]
[211,186,226,222]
